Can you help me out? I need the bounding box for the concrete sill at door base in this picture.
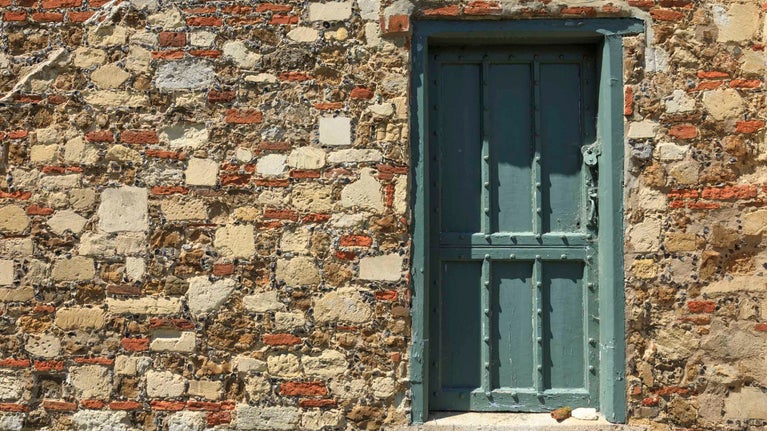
[398,412,650,431]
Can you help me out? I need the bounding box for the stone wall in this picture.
[0,0,765,429]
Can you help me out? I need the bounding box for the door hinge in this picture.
[582,143,601,167]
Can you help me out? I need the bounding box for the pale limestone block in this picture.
[654,326,698,361]
[257,154,287,176]
[627,120,659,139]
[286,147,326,169]
[69,189,97,213]
[161,197,208,221]
[91,64,131,89]
[146,370,187,398]
[125,45,152,73]
[244,73,279,84]
[72,411,130,431]
[244,375,271,398]
[114,233,146,255]
[713,2,760,42]
[185,158,219,186]
[188,380,222,400]
[47,210,87,235]
[222,41,261,69]
[741,49,765,76]
[186,276,236,314]
[147,7,184,29]
[301,410,343,431]
[242,291,285,313]
[107,297,182,314]
[287,27,319,42]
[0,261,13,286]
[190,31,216,46]
[105,145,142,164]
[302,350,347,378]
[327,149,382,163]
[340,168,384,212]
[150,330,196,353]
[702,88,744,121]
[274,312,306,331]
[329,378,365,398]
[98,186,148,233]
[308,1,352,21]
[279,229,311,253]
[40,174,81,190]
[0,206,30,234]
[330,213,367,228]
[214,224,255,259]
[369,102,394,119]
[160,122,209,149]
[70,365,112,399]
[663,89,695,114]
[656,142,688,161]
[393,176,407,214]
[358,0,379,19]
[365,22,382,47]
[291,184,334,213]
[668,160,700,185]
[313,288,372,324]
[125,257,145,280]
[115,355,140,376]
[742,209,767,235]
[233,355,267,374]
[235,406,301,431]
[0,239,33,258]
[267,353,300,378]
[29,144,58,163]
[155,60,215,91]
[702,275,767,296]
[276,256,320,286]
[25,334,61,358]
[51,256,95,282]
[35,127,61,145]
[167,411,206,431]
[130,30,157,46]
[63,137,99,165]
[83,90,149,108]
[629,219,661,252]
[371,376,395,398]
[54,307,105,330]
[0,373,25,401]
[235,148,253,163]
[318,117,351,146]
[0,288,32,304]
[88,25,129,47]
[73,47,107,68]
[78,232,116,257]
[635,188,667,211]
[359,254,403,281]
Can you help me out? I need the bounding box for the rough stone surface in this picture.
[155,60,215,91]
[360,254,403,281]
[0,206,30,234]
[146,370,187,398]
[318,117,352,146]
[70,365,112,399]
[52,256,95,282]
[235,405,301,430]
[186,276,236,314]
[185,158,219,186]
[341,168,384,211]
[276,256,321,286]
[55,307,106,330]
[98,187,148,232]
[314,288,372,324]
[214,224,255,259]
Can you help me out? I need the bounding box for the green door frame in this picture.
[409,18,645,424]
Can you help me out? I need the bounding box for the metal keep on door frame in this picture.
[409,18,644,424]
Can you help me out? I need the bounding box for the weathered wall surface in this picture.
[0,0,765,429]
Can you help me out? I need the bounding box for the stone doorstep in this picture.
[395,412,650,431]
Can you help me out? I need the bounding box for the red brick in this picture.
[159,32,186,47]
[658,0,691,6]
[263,333,302,346]
[207,411,232,426]
[0,403,28,412]
[464,0,502,15]
[299,399,337,408]
[687,300,716,313]
[33,305,55,313]
[225,109,263,124]
[259,141,291,151]
[668,188,698,199]
[270,14,298,25]
[264,209,297,221]
[108,284,143,296]
[314,102,344,110]
[279,72,312,82]
[226,17,264,25]
[183,6,216,13]
[755,323,767,332]
[687,201,720,210]
[0,0,12,5]
[255,3,291,12]
[149,318,195,331]
[213,263,235,276]
[0,358,30,368]
[254,178,290,187]
[34,361,64,371]
[650,8,684,21]
[187,401,223,411]
[43,400,77,411]
[32,12,64,21]
[222,5,252,14]
[624,86,633,116]
[0,191,31,200]
[735,120,765,134]
[220,174,250,186]
[15,94,43,104]
[145,149,185,160]
[3,11,27,21]
[280,381,328,396]
[691,80,724,91]
[208,90,236,103]
[701,185,757,200]
[390,352,402,362]
[150,400,185,411]
[40,166,66,174]
[335,250,357,260]
[730,79,762,88]
[339,235,373,247]
[48,94,67,104]
[121,337,149,352]
[384,183,395,208]
[81,399,105,409]
[375,290,398,301]
[41,0,80,7]
[259,221,283,229]
[561,6,596,16]
[67,10,94,21]
[152,50,185,60]
[150,186,189,195]
[187,16,222,26]
[655,386,690,396]
[350,87,374,99]
[85,130,114,143]
[302,213,331,223]
[422,5,460,16]
[74,357,114,366]
[26,205,54,216]
[641,397,659,406]
[89,0,110,6]
[6,130,28,139]
[290,170,321,179]
[668,124,697,139]
[110,401,142,410]
[190,49,222,58]
[121,130,158,145]
[696,70,729,79]
[627,0,654,9]
[679,315,711,325]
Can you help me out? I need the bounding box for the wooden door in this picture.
[428,45,600,412]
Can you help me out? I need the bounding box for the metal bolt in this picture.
[484,253,490,260]
[589,338,596,345]
[536,182,541,188]
[485,362,490,369]
[589,366,596,372]
[509,254,516,259]
[537,365,543,371]
[483,155,490,161]
[484,308,490,315]
[536,282,542,287]
[535,255,541,260]
[561,254,567,260]
[484,234,491,241]
[537,337,542,343]
[537,308,542,315]
[484,336,490,343]
[484,208,490,214]
[484,281,490,287]
[484,182,490,188]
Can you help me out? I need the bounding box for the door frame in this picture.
[409,18,644,424]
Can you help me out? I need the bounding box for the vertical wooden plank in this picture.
[540,63,583,233]
[532,60,543,238]
[542,262,585,390]
[439,63,482,234]
[487,63,534,234]
[492,261,535,390]
[533,256,543,395]
[439,261,482,390]
[481,255,491,395]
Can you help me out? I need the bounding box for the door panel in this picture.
[429,45,599,412]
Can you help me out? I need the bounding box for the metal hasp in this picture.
[409,18,644,424]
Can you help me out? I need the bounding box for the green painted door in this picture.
[428,45,599,412]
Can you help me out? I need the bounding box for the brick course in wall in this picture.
[0,0,765,429]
